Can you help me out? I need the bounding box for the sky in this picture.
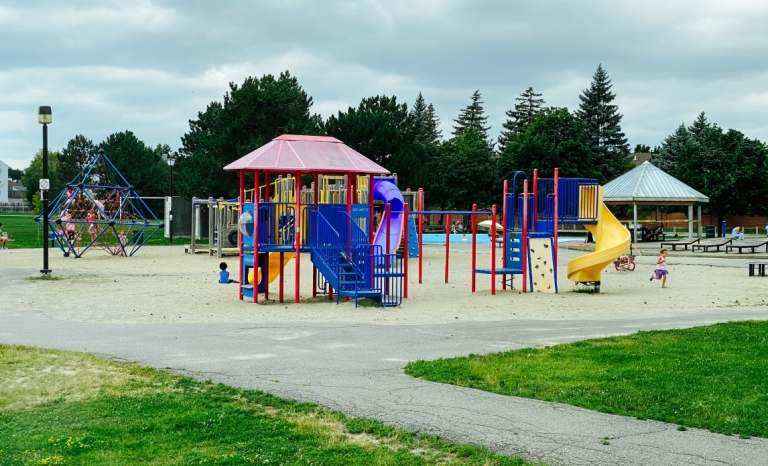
[2,0,767,172]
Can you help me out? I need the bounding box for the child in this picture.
[219,262,238,284]
[650,248,669,288]
[117,229,128,256]
[0,223,7,249]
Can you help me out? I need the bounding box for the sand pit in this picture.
[1,244,765,324]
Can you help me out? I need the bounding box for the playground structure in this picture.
[225,135,419,307]
[225,135,630,306]
[38,149,163,258]
[411,169,630,294]
[187,197,241,258]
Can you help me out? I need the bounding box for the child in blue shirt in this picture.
[219,262,238,284]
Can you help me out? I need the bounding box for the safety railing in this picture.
[309,208,341,284]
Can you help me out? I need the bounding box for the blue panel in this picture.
[242,254,254,299]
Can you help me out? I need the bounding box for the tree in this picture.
[452,90,491,142]
[439,128,498,210]
[8,167,23,180]
[575,64,630,182]
[325,95,421,188]
[633,144,651,153]
[411,93,442,145]
[498,87,545,152]
[675,125,768,225]
[652,124,692,173]
[58,135,96,186]
[498,108,597,182]
[98,131,168,198]
[178,71,322,199]
[21,149,60,203]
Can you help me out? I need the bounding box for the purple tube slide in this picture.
[372,180,404,255]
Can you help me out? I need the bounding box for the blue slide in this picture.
[372,180,405,255]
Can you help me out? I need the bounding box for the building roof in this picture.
[629,152,652,166]
[603,161,709,205]
[223,134,391,174]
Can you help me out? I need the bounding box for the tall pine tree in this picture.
[452,90,491,141]
[411,92,442,144]
[652,123,692,173]
[498,87,545,152]
[575,64,630,182]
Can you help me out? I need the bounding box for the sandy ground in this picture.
[1,244,765,324]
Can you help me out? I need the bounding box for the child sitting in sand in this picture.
[650,248,669,288]
[219,262,238,284]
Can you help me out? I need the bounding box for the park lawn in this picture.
[0,213,187,249]
[0,345,541,466]
[405,321,768,439]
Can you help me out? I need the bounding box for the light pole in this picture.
[38,106,52,274]
[166,153,176,244]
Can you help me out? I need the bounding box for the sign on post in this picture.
[39,178,50,191]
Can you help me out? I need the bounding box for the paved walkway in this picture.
[2,276,768,465]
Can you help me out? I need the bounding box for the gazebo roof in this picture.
[603,161,709,205]
[223,134,390,174]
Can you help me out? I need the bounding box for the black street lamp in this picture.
[38,106,52,275]
[166,153,176,244]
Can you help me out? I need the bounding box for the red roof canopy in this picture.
[223,134,390,174]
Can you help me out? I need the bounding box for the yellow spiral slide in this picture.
[566,187,631,284]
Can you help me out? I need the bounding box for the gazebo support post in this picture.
[688,205,693,239]
[633,204,637,243]
[697,205,703,238]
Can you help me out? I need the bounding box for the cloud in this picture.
[1,0,768,171]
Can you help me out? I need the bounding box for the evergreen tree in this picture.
[652,124,692,173]
[575,64,630,181]
[411,93,442,144]
[633,144,651,153]
[58,135,96,186]
[452,90,491,141]
[498,87,545,152]
[688,111,711,143]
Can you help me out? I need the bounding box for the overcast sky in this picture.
[2,0,767,171]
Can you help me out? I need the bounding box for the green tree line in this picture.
[17,66,768,223]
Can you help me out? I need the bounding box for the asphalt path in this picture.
[2,274,768,466]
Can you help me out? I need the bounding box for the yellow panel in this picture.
[529,238,556,293]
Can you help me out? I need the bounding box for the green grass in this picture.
[405,321,768,438]
[0,213,188,249]
[0,345,542,466]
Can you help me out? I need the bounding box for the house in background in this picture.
[629,152,652,167]
[0,159,9,203]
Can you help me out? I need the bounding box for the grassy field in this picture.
[405,321,768,439]
[0,345,542,466]
[0,213,188,249]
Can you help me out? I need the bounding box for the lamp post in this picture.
[38,106,52,275]
[166,153,176,244]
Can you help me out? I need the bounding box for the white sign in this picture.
[39,178,50,190]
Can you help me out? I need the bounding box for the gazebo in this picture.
[603,161,709,242]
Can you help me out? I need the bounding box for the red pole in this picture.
[253,171,260,303]
[554,167,559,271]
[444,213,450,283]
[262,171,268,300]
[238,170,244,301]
[418,188,424,284]
[403,202,409,298]
[522,180,529,293]
[471,204,477,292]
[491,205,496,295]
[312,173,318,298]
[502,179,508,291]
[369,174,375,241]
[295,171,301,303]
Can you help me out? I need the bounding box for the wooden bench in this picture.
[660,237,699,251]
[748,262,768,276]
[726,239,768,254]
[691,238,732,252]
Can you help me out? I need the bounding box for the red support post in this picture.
[491,205,496,295]
[522,180,529,293]
[553,167,559,270]
[238,170,244,301]
[445,213,450,283]
[294,171,301,303]
[471,204,477,293]
[262,171,268,300]
[403,202,409,298]
[253,171,260,303]
[313,173,319,298]
[418,188,424,284]
[502,179,508,290]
